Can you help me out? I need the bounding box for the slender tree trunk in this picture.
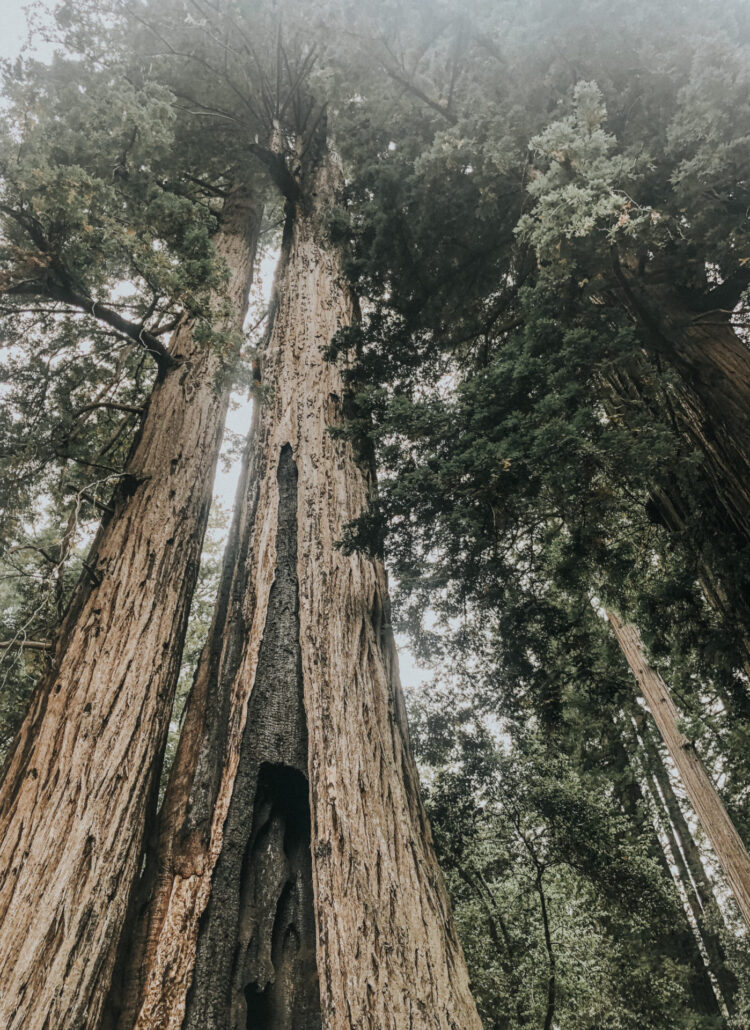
[0,188,262,1030]
[113,147,482,1030]
[607,715,723,1017]
[456,866,529,1028]
[632,711,738,1012]
[608,610,750,929]
[534,870,555,1030]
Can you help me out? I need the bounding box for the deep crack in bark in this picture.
[184,444,320,1030]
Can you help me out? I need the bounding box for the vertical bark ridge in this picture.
[125,149,482,1030]
[614,265,750,542]
[0,188,262,1030]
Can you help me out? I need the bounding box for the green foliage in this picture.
[1,1,750,1024]
[410,688,717,1028]
[326,0,750,1020]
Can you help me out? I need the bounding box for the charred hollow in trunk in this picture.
[184,444,319,1030]
[116,147,482,1030]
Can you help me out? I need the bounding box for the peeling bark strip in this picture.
[608,611,750,930]
[0,189,262,1030]
[123,149,482,1030]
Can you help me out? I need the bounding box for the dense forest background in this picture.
[1,0,750,1027]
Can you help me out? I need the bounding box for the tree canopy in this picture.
[1,0,750,1026]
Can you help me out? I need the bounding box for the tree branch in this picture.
[0,640,52,651]
[43,283,176,370]
[72,401,144,418]
[248,143,301,204]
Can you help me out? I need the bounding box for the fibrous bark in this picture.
[0,188,261,1030]
[184,442,318,1029]
[116,147,482,1030]
[613,267,750,547]
[608,610,750,930]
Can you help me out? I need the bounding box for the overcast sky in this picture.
[0,0,429,693]
[0,2,53,61]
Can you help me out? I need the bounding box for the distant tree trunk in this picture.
[600,365,750,711]
[0,188,262,1030]
[608,610,750,930]
[646,482,750,719]
[605,715,723,1018]
[111,146,482,1030]
[632,710,738,1012]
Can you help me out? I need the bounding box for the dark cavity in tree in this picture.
[184,443,321,1030]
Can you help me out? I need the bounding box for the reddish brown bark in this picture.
[115,149,482,1030]
[0,188,262,1030]
[614,264,750,545]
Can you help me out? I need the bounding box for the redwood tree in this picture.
[106,112,482,1025]
[0,46,264,1021]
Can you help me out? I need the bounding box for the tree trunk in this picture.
[632,710,738,1012]
[599,365,750,711]
[614,266,750,545]
[605,715,722,1018]
[113,148,482,1030]
[608,610,750,930]
[0,188,262,1030]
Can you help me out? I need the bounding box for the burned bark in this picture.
[116,148,482,1030]
[184,444,319,1030]
[0,188,262,1030]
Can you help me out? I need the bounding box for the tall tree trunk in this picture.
[613,265,750,545]
[600,365,750,712]
[608,610,750,929]
[0,187,262,1030]
[631,710,738,1012]
[113,148,482,1030]
[606,715,723,1018]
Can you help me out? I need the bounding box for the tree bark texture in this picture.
[614,268,750,546]
[0,188,262,1030]
[117,150,482,1030]
[608,610,750,930]
[599,365,750,715]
